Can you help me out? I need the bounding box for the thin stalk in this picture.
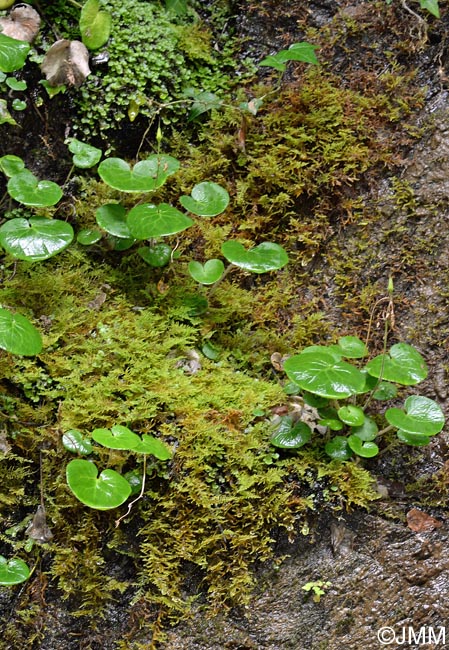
[206,263,235,298]
[115,455,147,527]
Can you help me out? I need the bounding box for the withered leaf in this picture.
[406,508,442,533]
[0,5,41,43]
[41,40,90,87]
[26,504,53,543]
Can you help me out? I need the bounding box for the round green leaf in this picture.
[77,228,102,245]
[80,0,112,50]
[62,430,93,455]
[98,155,179,192]
[11,98,26,111]
[366,343,428,386]
[127,203,193,239]
[96,203,132,238]
[270,416,312,449]
[337,405,365,426]
[188,259,224,285]
[107,235,136,251]
[372,381,398,401]
[92,425,140,451]
[66,459,132,510]
[0,34,30,73]
[318,418,343,431]
[0,154,25,177]
[0,555,30,585]
[138,243,172,267]
[7,171,62,207]
[6,78,27,91]
[179,181,230,217]
[324,436,352,460]
[133,434,172,459]
[385,395,445,435]
[396,430,432,447]
[0,307,42,356]
[67,138,102,168]
[347,434,379,458]
[350,416,378,441]
[221,240,288,273]
[0,217,74,261]
[336,336,368,359]
[284,349,366,399]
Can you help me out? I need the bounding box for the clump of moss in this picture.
[73,0,243,141]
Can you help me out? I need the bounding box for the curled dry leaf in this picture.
[0,5,41,42]
[41,40,90,87]
[406,508,442,533]
[25,504,53,543]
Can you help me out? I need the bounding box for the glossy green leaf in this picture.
[0,98,16,125]
[138,243,172,267]
[62,430,93,455]
[11,98,26,111]
[259,54,286,72]
[80,0,112,50]
[98,155,179,192]
[350,416,378,441]
[127,203,193,239]
[186,90,223,121]
[92,425,140,450]
[133,434,172,459]
[318,417,343,431]
[335,336,368,359]
[396,430,433,446]
[221,240,288,273]
[0,307,42,355]
[7,170,62,207]
[372,381,398,401]
[270,416,312,449]
[107,236,136,251]
[67,138,102,168]
[66,459,131,510]
[0,555,30,585]
[96,203,132,238]
[6,78,26,91]
[324,436,352,460]
[124,470,143,496]
[188,259,224,285]
[0,217,74,261]
[284,348,366,399]
[77,228,102,245]
[420,0,440,18]
[0,155,24,177]
[337,405,365,426]
[0,34,30,73]
[347,435,379,458]
[278,42,319,65]
[386,395,445,435]
[179,182,230,217]
[366,343,428,386]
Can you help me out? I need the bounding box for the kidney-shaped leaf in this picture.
[0,555,30,585]
[66,459,131,510]
[366,343,428,386]
[67,137,102,168]
[0,217,74,261]
[0,33,30,73]
[7,170,62,207]
[324,436,352,460]
[188,259,224,285]
[138,243,172,267]
[96,203,132,238]
[396,430,433,446]
[92,425,140,451]
[134,434,172,460]
[0,154,25,177]
[98,155,179,192]
[270,416,312,449]
[347,435,379,458]
[179,181,229,217]
[127,203,193,239]
[80,0,112,51]
[386,395,445,436]
[284,348,366,399]
[221,240,288,273]
[0,307,42,355]
[337,405,365,426]
[62,430,93,455]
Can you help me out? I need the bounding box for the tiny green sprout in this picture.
[0,555,30,586]
[302,580,331,603]
[0,307,42,356]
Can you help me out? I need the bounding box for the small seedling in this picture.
[302,580,331,603]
